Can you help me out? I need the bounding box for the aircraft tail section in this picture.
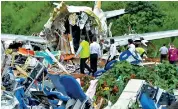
[94,1,101,9]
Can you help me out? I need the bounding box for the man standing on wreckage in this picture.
[118,39,143,65]
[75,35,93,74]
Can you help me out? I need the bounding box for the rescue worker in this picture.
[90,36,101,75]
[75,35,93,74]
[159,44,168,63]
[135,44,147,58]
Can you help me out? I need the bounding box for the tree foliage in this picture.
[124,1,165,33]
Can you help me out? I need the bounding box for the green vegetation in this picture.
[95,61,178,106]
[1,1,178,57]
[1,1,53,35]
[148,38,178,57]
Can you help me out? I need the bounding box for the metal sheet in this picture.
[1,34,48,44]
[106,30,178,46]
[105,9,125,19]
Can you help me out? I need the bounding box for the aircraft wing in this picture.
[106,30,178,46]
[1,34,48,44]
[53,2,92,13]
[104,9,126,19]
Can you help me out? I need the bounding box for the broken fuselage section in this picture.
[39,2,107,54]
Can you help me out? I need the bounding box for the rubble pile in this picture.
[1,41,95,108]
[1,41,178,109]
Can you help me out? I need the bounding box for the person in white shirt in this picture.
[159,44,168,63]
[90,36,101,75]
[128,39,136,54]
[105,39,117,67]
[127,39,142,62]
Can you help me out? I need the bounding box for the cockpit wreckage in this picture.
[40,1,110,54]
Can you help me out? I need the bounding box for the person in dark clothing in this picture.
[90,36,101,75]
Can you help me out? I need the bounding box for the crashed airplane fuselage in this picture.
[38,1,126,54]
[1,1,126,55]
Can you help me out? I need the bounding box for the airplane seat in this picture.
[47,74,93,109]
[59,75,87,102]
[43,86,69,102]
[105,60,118,70]
[119,50,131,61]
[47,73,68,96]
[94,60,117,78]
[14,84,28,109]
[27,97,40,106]
[139,93,157,109]
[119,50,142,65]
[94,69,106,78]
[43,86,69,108]
[59,75,93,109]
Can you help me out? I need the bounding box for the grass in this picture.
[148,37,178,57]
[1,1,53,35]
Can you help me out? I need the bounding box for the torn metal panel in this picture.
[67,6,92,13]
[84,10,102,32]
[104,9,126,19]
[24,61,45,94]
[18,48,35,56]
[68,13,78,26]
[1,41,6,67]
[53,2,92,13]
[106,30,178,47]
[45,49,69,74]
[78,12,88,30]
[35,50,61,66]
[69,33,75,54]
[108,22,113,37]
[94,1,101,9]
[93,2,107,37]
[51,2,69,21]
[1,34,48,44]
[1,91,19,109]
[2,67,18,92]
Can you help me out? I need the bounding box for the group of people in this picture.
[75,35,101,76]
[74,35,146,76]
[159,44,178,64]
[74,35,178,76]
[74,35,118,76]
